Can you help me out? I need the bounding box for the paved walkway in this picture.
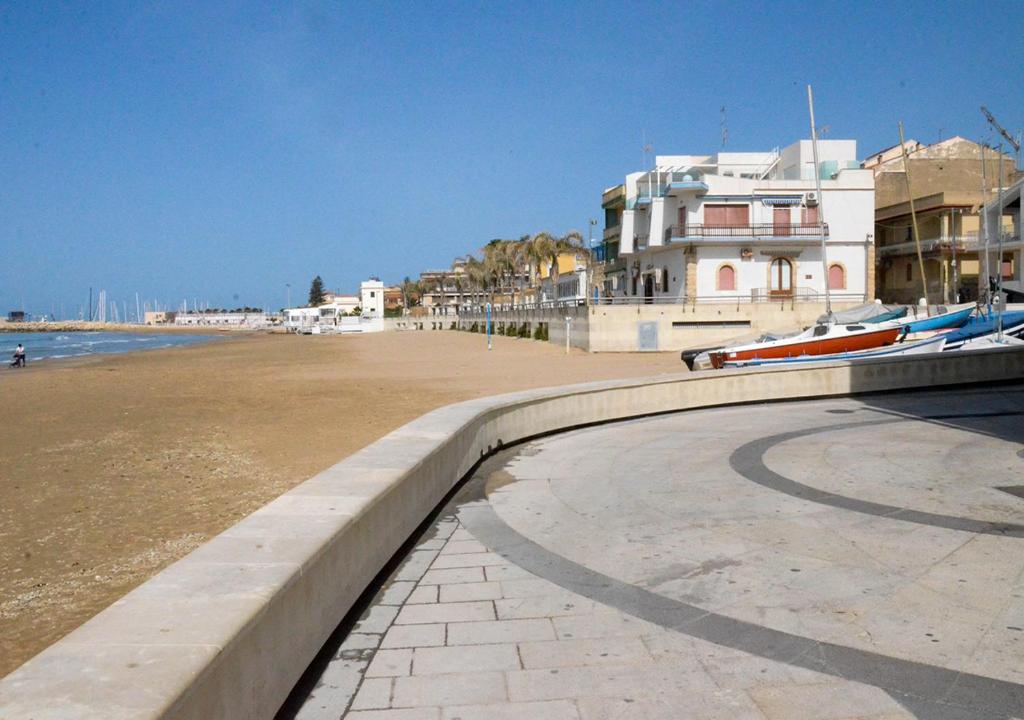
[285,383,1024,720]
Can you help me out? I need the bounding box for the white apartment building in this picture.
[617,139,875,303]
[285,279,387,332]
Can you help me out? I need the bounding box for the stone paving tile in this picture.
[391,671,507,708]
[294,655,365,720]
[365,649,413,678]
[430,552,509,569]
[380,623,447,649]
[575,695,766,720]
[495,595,597,620]
[395,600,496,625]
[406,586,438,604]
[448,528,475,542]
[355,605,401,635]
[350,677,393,711]
[439,539,488,555]
[412,643,520,675]
[340,633,382,652]
[446,618,556,645]
[499,578,562,598]
[421,567,486,585]
[507,662,715,703]
[394,550,442,582]
[440,699,580,720]
[379,581,417,606]
[484,564,535,581]
[415,538,448,551]
[439,581,502,603]
[348,710,440,720]
[746,681,909,719]
[518,637,652,669]
[644,634,826,688]
[552,612,659,641]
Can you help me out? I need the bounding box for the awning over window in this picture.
[759,196,803,206]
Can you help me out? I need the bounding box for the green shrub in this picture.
[469,322,479,333]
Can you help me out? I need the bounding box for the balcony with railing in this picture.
[635,234,649,251]
[876,231,1003,257]
[664,223,829,243]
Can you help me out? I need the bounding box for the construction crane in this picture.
[981,105,1021,168]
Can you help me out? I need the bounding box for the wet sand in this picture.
[0,330,681,676]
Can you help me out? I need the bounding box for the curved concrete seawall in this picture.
[2,348,1023,719]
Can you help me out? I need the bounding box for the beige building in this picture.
[869,136,1018,304]
[143,310,176,325]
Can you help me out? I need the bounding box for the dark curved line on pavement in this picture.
[727,412,1024,538]
[458,474,1023,720]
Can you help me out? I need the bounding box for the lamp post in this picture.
[587,218,598,305]
[286,283,291,309]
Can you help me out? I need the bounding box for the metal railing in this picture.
[664,223,829,240]
[459,288,865,312]
[634,234,649,250]
[876,231,1024,257]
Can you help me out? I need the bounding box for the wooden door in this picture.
[770,258,793,296]
[773,207,791,236]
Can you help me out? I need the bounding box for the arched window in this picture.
[717,264,736,291]
[769,257,793,296]
[828,263,846,290]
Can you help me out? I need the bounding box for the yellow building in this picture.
[870,137,1018,303]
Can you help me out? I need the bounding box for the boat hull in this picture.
[941,311,1024,350]
[724,335,946,367]
[902,306,974,333]
[709,326,902,368]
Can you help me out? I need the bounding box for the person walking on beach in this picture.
[11,343,26,368]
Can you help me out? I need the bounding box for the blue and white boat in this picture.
[941,310,1024,350]
[900,305,975,333]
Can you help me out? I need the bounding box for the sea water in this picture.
[1,331,219,363]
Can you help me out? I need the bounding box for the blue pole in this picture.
[486,302,492,351]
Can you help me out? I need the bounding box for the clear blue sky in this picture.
[1,1,1021,316]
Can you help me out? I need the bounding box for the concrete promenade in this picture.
[288,383,1024,720]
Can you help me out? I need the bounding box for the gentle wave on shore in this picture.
[2,331,219,362]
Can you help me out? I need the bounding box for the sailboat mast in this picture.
[981,142,990,306]
[806,85,831,317]
[897,122,929,307]
[997,143,1005,340]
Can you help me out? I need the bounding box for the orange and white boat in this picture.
[708,322,903,369]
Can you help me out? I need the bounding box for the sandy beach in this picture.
[0,330,682,676]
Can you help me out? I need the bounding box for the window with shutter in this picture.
[718,265,736,291]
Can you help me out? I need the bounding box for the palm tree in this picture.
[400,276,421,314]
[529,232,557,303]
[559,230,590,303]
[464,255,492,307]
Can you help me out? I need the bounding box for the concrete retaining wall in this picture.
[2,349,1023,719]
[458,301,864,352]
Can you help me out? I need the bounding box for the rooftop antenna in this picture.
[981,105,1021,170]
[720,106,728,147]
[641,130,653,170]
